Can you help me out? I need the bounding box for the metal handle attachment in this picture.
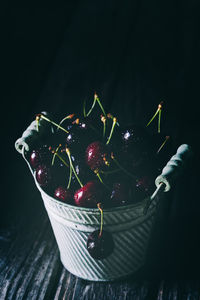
[155,144,192,192]
[15,111,52,154]
[143,144,192,214]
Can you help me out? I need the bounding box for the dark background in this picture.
[1,1,200,285]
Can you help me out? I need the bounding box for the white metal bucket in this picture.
[15,115,191,281]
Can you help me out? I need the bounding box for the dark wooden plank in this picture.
[0,170,63,300]
[53,274,163,300]
[0,213,59,300]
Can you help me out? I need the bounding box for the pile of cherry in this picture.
[28,97,171,259]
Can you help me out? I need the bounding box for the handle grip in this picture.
[15,111,52,154]
[155,144,193,192]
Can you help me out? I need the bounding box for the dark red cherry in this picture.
[85,141,110,172]
[29,145,51,169]
[110,182,132,207]
[54,186,73,203]
[87,230,114,259]
[74,181,104,208]
[36,164,52,187]
[132,175,155,202]
[65,117,100,153]
[114,124,152,172]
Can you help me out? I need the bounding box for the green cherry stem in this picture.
[38,114,69,134]
[101,115,106,138]
[86,93,107,118]
[86,93,97,117]
[50,149,69,168]
[97,203,103,238]
[106,117,117,145]
[67,162,72,189]
[96,95,106,117]
[66,148,83,188]
[57,114,75,131]
[146,102,163,131]
[36,115,40,132]
[111,153,135,179]
[107,113,120,126]
[95,171,104,184]
[51,144,62,166]
[146,108,160,127]
[158,108,161,133]
[94,170,110,190]
[157,136,170,154]
[100,168,121,175]
[83,99,87,117]
[50,146,72,188]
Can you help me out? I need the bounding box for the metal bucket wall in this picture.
[35,179,158,281]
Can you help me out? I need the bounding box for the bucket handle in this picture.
[15,111,53,154]
[143,144,193,214]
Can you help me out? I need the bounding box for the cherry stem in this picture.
[157,136,170,154]
[111,153,135,179]
[57,114,75,131]
[158,109,161,133]
[95,171,111,190]
[67,162,72,189]
[51,144,62,166]
[146,102,163,129]
[86,93,97,117]
[38,114,69,134]
[86,93,106,117]
[100,168,121,175]
[97,203,103,238]
[50,150,69,168]
[101,115,106,138]
[96,95,106,117]
[66,148,83,187]
[83,99,86,117]
[107,113,120,127]
[36,115,40,132]
[106,117,117,145]
[96,172,104,184]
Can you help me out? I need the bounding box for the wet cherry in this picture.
[114,124,152,172]
[131,175,155,202]
[110,182,132,206]
[74,181,104,208]
[87,230,114,259]
[85,141,110,172]
[36,164,52,187]
[54,186,73,203]
[29,145,51,169]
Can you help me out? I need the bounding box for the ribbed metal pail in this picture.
[33,174,158,281]
[15,115,178,282]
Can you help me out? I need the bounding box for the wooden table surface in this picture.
[1,2,200,299]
